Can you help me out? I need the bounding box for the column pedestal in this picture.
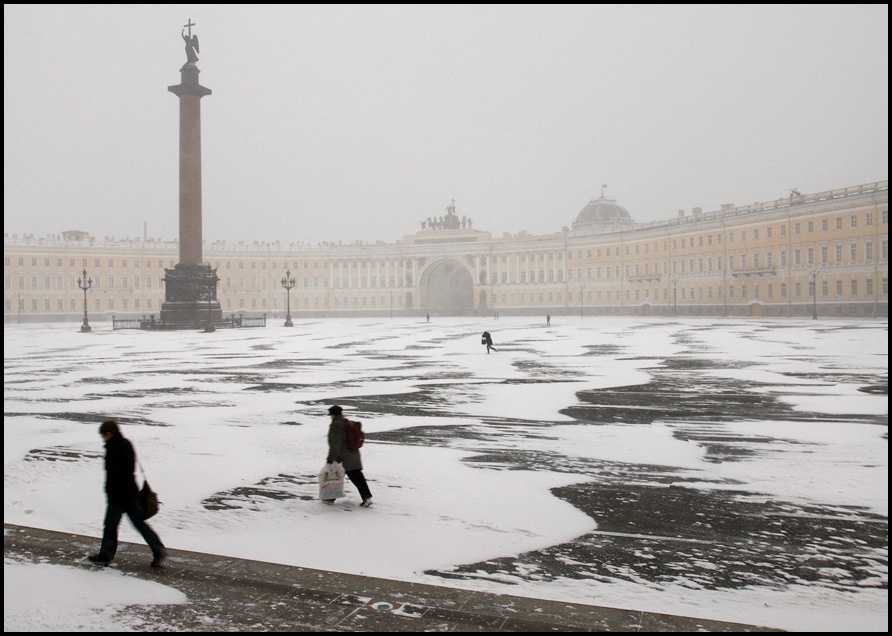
[160,263,222,325]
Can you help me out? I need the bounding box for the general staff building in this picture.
[4,180,888,323]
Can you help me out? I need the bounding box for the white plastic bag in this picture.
[318,462,345,500]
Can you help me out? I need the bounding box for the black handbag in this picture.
[137,460,161,519]
[138,480,160,519]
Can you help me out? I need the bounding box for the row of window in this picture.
[4,293,407,312]
[7,275,159,291]
[8,245,889,294]
[8,257,176,269]
[9,274,888,312]
[4,256,420,271]
[7,207,887,274]
[489,239,889,283]
[487,277,889,305]
[8,276,888,319]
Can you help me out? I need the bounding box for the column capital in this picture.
[168,65,212,97]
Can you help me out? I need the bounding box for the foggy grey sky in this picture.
[4,5,888,245]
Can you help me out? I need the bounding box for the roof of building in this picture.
[571,194,635,233]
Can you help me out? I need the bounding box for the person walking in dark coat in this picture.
[87,420,167,567]
[325,405,373,507]
[482,330,497,353]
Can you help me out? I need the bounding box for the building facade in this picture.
[4,181,888,323]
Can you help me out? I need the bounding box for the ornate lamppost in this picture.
[281,269,295,327]
[671,277,679,316]
[204,281,215,332]
[77,269,92,332]
[809,267,820,320]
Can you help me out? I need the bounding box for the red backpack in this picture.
[344,419,365,451]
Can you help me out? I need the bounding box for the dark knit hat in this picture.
[327,405,343,415]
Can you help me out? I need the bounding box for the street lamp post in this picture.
[281,269,295,327]
[579,284,584,317]
[77,269,92,332]
[671,277,678,316]
[204,281,215,332]
[389,290,393,318]
[810,267,820,320]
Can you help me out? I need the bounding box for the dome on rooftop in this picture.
[571,194,634,233]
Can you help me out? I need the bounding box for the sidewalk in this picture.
[5,523,782,632]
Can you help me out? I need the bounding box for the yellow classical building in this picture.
[4,180,888,323]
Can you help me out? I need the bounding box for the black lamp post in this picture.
[671,277,678,316]
[204,281,215,332]
[810,267,820,320]
[77,269,92,332]
[281,269,295,327]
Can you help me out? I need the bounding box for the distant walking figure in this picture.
[481,330,497,353]
[546,314,551,326]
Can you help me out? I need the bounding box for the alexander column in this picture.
[160,20,222,325]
